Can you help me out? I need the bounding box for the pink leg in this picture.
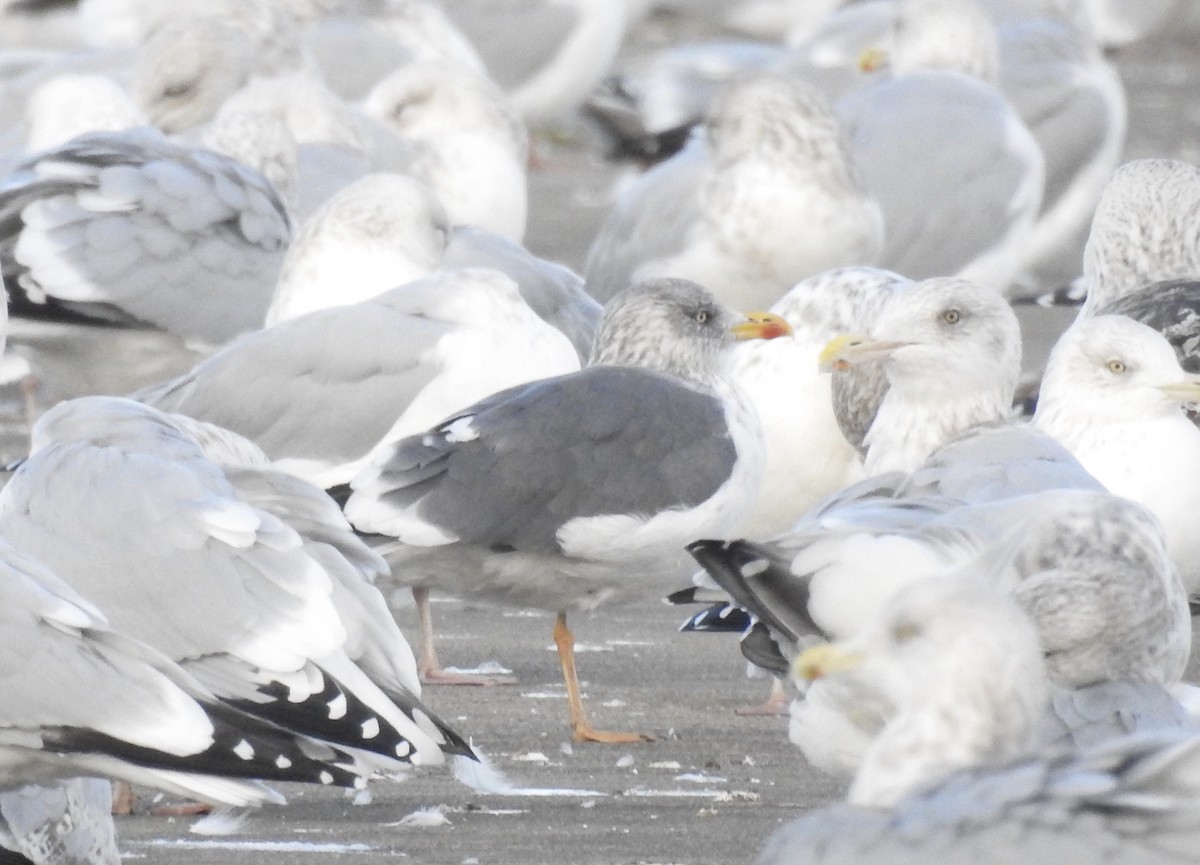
[413,587,516,686]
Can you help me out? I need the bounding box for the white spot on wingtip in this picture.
[275,755,292,769]
[233,739,254,760]
[327,693,347,720]
[319,771,334,785]
[395,740,411,758]
[742,559,769,577]
[361,717,380,739]
[443,416,478,443]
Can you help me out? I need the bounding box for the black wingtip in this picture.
[227,666,428,769]
[679,602,753,634]
[740,622,790,679]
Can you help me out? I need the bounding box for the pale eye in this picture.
[941,308,961,325]
[1107,359,1127,374]
[695,310,709,324]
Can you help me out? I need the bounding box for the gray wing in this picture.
[0,541,213,752]
[221,465,418,690]
[0,420,348,673]
[899,423,1104,502]
[831,363,889,456]
[443,225,601,362]
[1043,682,1200,750]
[583,138,706,303]
[437,0,578,90]
[837,73,1042,283]
[137,297,464,486]
[759,731,1200,865]
[0,779,118,865]
[1098,279,1200,373]
[0,128,289,342]
[348,366,738,553]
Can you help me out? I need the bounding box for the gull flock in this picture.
[0,0,1199,863]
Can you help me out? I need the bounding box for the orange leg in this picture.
[414,587,516,686]
[553,612,653,744]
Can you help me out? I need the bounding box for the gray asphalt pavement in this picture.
[115,598,840,865]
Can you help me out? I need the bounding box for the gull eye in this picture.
[941,308,961,325]
[695,309,710,324]
[162,81,193,99]
[1107,359,1127,374]
[892,621,922,644]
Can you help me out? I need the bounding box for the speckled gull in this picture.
[837,0,1045,294]
[584,71,884,312]
[0,127,290,343]
[758,577,1200,865]
[344,279,791,740]
[0,779,118,865]
[1079,159,1200,316]
[1034,314,1200,595]
[0,396,476,779]
[818,277,1022,475]
[142,268,582,490]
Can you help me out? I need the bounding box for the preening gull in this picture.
[1034,313,1200,593]
[837,0,1045,294]
[818,277,1022,475]
[758,577,1200,865]
[345,278,791,740]
[583,71,884,311]
[142,268,583,489]
[0,396,475,777]
[0,127,290,343]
